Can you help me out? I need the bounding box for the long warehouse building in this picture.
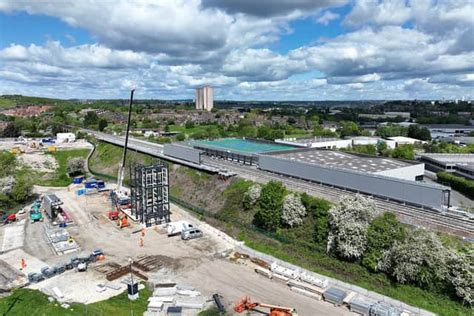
[258,149,450,210]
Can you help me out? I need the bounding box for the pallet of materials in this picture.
[289,286,322,300]
[287,280,326,295]
[254,267,273,279]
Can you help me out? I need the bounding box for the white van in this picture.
[181,228,203,240]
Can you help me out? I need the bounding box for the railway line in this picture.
[82,128,474,238]
[203,157,474,238]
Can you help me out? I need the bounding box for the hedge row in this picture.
[437,171,474,199]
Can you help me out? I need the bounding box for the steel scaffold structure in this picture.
[131,164,170,227]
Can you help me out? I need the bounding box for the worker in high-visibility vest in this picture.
[141,229,145,237]
[139,238,144,247]
[20,258,26,270]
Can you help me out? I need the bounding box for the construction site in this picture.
[0,91,440,316]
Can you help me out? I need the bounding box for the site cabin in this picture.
[167,221,194,236]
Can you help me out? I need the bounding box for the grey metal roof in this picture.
[266,149,411,173]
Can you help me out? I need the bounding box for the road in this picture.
[83,129,474,238]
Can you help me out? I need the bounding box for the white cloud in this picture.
[316,11,340,25]
[0,0,472,100]
[201,0,348,17]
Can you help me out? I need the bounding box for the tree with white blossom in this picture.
[243,184,262,210]
[327,194,379,260]
[378,229,474,305]
[281,193,307,227]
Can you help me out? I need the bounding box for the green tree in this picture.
[375,124,408,138]
[176,133,185,141]
[11,177,32,203]
[257,125,271,140]
[376,141,388,155]
[352,145,376,155]
[253,181,286,231]
[98,119,108,131]
[392,144,415,160]
[408,125,431,141]
[338,121,359,138]
[362,213,406,271]
[301,193,331,246]
[83,111,99,127]
[0,151,16,177]
[2,123,21,137]
[185,121,195,129]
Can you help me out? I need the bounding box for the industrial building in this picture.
[420,153,474,180]
[195,86,213,111]
[275,136,397,149]
[422,124,474,138]
[275,137,352,149]
[56,132,76,143]
[191,138,294,165]
[259,148,449,210]
[263,149,424,182]
[162,138,451,210]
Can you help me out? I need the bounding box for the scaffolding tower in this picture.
[131,163,170,227]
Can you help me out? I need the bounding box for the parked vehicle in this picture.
[181,228,203,240]
[4,214,16,224]
[77,262,87,272]
[167,220,194,237]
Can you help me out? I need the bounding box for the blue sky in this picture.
[0,0,472,100]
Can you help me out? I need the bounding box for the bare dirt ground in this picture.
[18,152,58,172]
[19,185,352,315]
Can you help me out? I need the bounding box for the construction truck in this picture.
[29,201,43,223]
[234,296,298,316]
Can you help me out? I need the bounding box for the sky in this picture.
[0,0,473,101]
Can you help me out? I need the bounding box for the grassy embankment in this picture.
[87,141,472,316]
[0,287,150,316]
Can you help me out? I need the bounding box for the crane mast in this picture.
[117,89,135,194]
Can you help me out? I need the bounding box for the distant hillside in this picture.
[0,95,62,109]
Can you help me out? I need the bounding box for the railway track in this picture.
[82,129,473,237]
[204,158,474,238]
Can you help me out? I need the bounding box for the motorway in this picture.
[84,129,474,238]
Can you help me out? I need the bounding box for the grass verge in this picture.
[0,287,150,316]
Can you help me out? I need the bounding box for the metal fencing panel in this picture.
[259,155,448,210]
[163,144,202,164]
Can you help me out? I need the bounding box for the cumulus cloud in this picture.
[316,10,340,25]
[0,42,150,68]
[201,0,348,17]
[0,0,472,100]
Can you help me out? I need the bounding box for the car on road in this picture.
[181,228,203,240]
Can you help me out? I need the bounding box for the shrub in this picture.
[437,172,474,199]
[362,213,406,271]
[281,193,306,227]
[327,194,379,261]
[243,184,261,210]
[253,181,286,231]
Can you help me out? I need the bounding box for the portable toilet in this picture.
[73,176,85,184]
[84,178,97,189]
[96,180,105,189]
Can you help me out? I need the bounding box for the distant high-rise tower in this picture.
[195,86,213,111]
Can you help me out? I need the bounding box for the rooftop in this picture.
[266,149,411,173]
[420,153,474,164]
[191,137,294,154]
[277,137,345,144]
